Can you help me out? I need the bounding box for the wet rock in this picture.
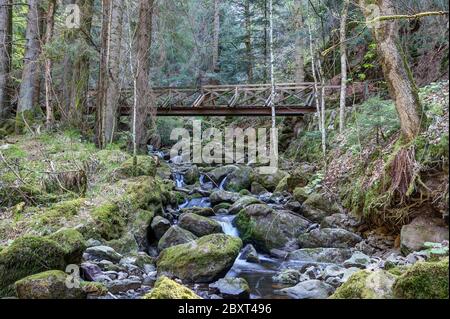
[213,203,231,214]
[209,277,250,299]
[178,213,223,237]
[225,166,254,192]
[269,248,289,259]
[322,265,346,280]
[250,182,268,195]
[341,267,361,283]
[288,248,353,264]
[158,226,198,251]
[80,262,111,282]
[208,165,239,184]
[210,190,241,205]
[240,244,260,263]
[184,165,199,185]
[276,280,334,299]
[400,216,449,255]
[85,246,123,263]
[235,204,310,252]
[106,279,142,294]
[228,196,263,215]
[150,216,171,240]
[272,269,301,285]
[302,266,321,280]
[15,270,86,299]
[344,252,371,269]
[157,234,242,283]
[325,276,342,288]
[181,207,215,217]
[298,228,362,249]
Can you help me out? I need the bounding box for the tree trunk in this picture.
[263,0,268,82]
[96,0,124,148]
[211,0,220,73]
[339,0,349,134]
[361,0,422,142]
[16,0,42,130]
[134,0,154,152]
[68,0,94,128]
[293,0,305,84]
[0,0,12,118]
[244,0,253,83]
[44,0,57,128]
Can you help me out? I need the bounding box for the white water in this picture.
[212,214,239,238]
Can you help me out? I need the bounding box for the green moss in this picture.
[235,210,259,245]
[393,258,449,299]
[239,189,251,196]
[0,236,68,297]
[293,187,310,202]
[118,156,157,177]
[91,203,125,241]
[142,276,201,299]
[80,281,108,296]
[330,271,371,299]
[47,229,86,264]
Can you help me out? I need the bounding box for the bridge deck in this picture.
[111,83,340,117]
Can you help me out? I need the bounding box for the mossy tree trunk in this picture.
[0,0,12,119]
[361,0,422,143]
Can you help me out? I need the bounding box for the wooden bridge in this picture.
[115,83,341,117]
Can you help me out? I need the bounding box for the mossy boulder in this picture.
[293,187,311,202]
[298,228,362,249]
[393,258,449,299]
[157,234,242,283]
[254,169,289,192]
[178,213,223,237]
[208,165,238,184]
[90,203,125,241]
[183,165,200,185]
[181,207,215,217]
[235,204,310,252]
[158,226,197,251]
[210,190,241,205]
[224,166,254,192]
[15,270,86,299]
[303,193,340,215]
[142,276,201,299]
[47,228,86,264]
[118,155,157,177]
[130,209,155,251]
[228,196,263,215]
[330,270,397,299]
[0,236,69,297]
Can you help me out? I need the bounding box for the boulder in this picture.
[288,248,353,264]
[303,193,340,214]
[210,190,241,205]
[150,216,171,240]
[80,262,111,283]
[209,277,250,299]
[208,165,238,184]
[15,270,86,299]
[298,228,362,249]
[235,204,310,252]
[321,213,361,230]
[343,252,371,269]
[301,206,333,224]
[106,279,142,294]
[224,166,254,192]
[142,276,201,299]
[276,280,334,299]
[331,270,397,299]
[254,169,289,192]
[293,187,310,202]
[158,226,197,251]
[228,196,263,215]
[178,213,223,237]
[130,209,155,251]
[393,258,449,299]
[181,207,215,217]
[322,265,346,281]
[157,234,242,283]
[250,182,268,195]
[85,246,123,263]
[400,216,449,255]
[47,228,86,264]
[184,165,200,185]
[213,203,231,214]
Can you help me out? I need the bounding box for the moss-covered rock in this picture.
[235,204,310,252]
[330,270,397,299]
[90,203,125,241]
[224,166,254,192]
[178,213,223,237]
[130,209,155,251]
[158,226,197,251]
[157,234,242,283]
[228,196,263,215]
[142,276,201,299]
[254,169,289,192]
[14,270,86,299]
[80,281,108,296]
[393,258,449,299]
[293,187,311,202]
[303,193,340,214]
[0,236,69,297]
[47,228,86,264]
[117,155,157,177]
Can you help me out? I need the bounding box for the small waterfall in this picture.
[212,214,239,237]
[219,176,228,190]
[174,173,185,188]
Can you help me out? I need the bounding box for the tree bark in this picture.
[96,0,124,148]
[293,0,305,84]
[44,0,57,128]
[134,0,154,152]
[16,0,42,130]
[0,0,12,118]
[361,0,422,142]
[339,0,349,134]
[244,0,253,83]
[211,0,220,73]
